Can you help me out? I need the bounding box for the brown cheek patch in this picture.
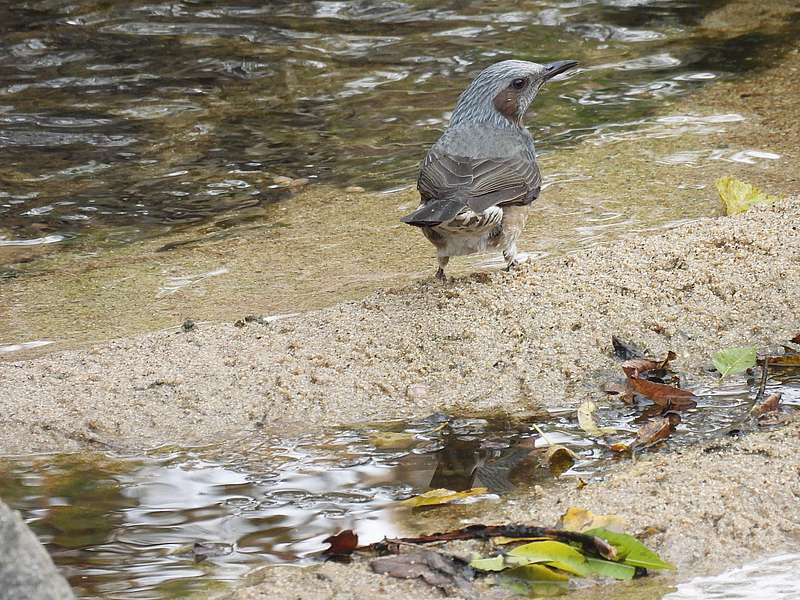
[493,89,520,122]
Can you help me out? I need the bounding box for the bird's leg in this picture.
[503,244,519,271]
[436,256,450,282]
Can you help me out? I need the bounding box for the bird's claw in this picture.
[435,268,447,282]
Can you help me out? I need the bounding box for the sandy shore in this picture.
[1,198,798,455]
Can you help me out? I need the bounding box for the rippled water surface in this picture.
[2,369,797,598]
[1,0,796,251]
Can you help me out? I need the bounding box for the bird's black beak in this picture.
[543,60,578,80]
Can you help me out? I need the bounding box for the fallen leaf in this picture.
[577,401,616,436]
[716,175,781,215]
[627,377,697,408]
[621,351,676,378]
[584,528,675,570]
[792,333,800,344]
[544,445,577,477]
[763,354,800,367]
[503,564,569,582]
[371,549,475,598]
[609,442,630,453]
[508,540,591,576]
[584,557,637,580]
[612,336,645,360]
[751,393,782,418]
[712,347,757,378]
[633,417,675,449]
[470,554,526,571]
[323,530,359,557]
[368,431,417,449]
[497,564,570,597]
[558,507,626,534]
[400,487,488,508]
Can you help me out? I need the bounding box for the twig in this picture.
[366,524,616,560]
[755,356,770,402]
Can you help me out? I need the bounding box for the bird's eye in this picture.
[510,78,527,90]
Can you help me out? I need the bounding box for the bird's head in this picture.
[449,59,577,128]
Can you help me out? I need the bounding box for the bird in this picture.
[401,59,577,281]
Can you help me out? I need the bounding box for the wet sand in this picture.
[1,196,798,455]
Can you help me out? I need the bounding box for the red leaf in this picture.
[627,377,696,407]
[323,530,359,556]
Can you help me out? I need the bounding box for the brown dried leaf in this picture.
[765,354,800,367]
[323,530,359,557]
[791,333,800,344]
[627,377,697,407]
[558,507,626,533]
[751,393,782,418]
[544,445,577,477]
[621,351,676,378]
[370,549,475,599]
[633,417,675,449]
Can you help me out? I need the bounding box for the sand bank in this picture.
[1,198,797,455]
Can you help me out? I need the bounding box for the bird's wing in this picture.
[417,146,540,215]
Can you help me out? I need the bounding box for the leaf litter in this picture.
[313,334,797,597]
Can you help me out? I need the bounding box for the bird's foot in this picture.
[435,268,447,282]
[504,258,520,272]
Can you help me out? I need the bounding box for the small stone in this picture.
[272,176,293,186]
[345,185,365,193]
[406,383,428,400]
[181,319,196,332]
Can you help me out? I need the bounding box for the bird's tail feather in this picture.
[400,199,464,227]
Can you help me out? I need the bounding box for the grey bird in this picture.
[401,59,577,281]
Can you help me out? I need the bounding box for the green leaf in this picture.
[497,565,570,597]
[584,528,675,571]
[715,176,781,215]
[585,558,637,580]
[469,554,527,571]
[508,541,590,577]
[712,347,757,379]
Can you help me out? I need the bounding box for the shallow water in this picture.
[1,0,797,252]
[2,370,797,598]
[663,554,800,600]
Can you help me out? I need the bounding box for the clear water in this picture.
[664,554,800,600]
[1,0,797,252]
[1,370,797,598]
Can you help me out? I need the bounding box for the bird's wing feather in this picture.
[417,146,540,215]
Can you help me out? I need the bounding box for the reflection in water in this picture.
[1,370,797,598]
[0,0,797,254]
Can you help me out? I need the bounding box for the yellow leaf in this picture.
[577,401,616,436]
[715,176,781,216]
[400,487,488,507]
[368,431,416,449]
[558,507,626,533]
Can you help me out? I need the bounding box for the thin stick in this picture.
[755,356,770,402]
